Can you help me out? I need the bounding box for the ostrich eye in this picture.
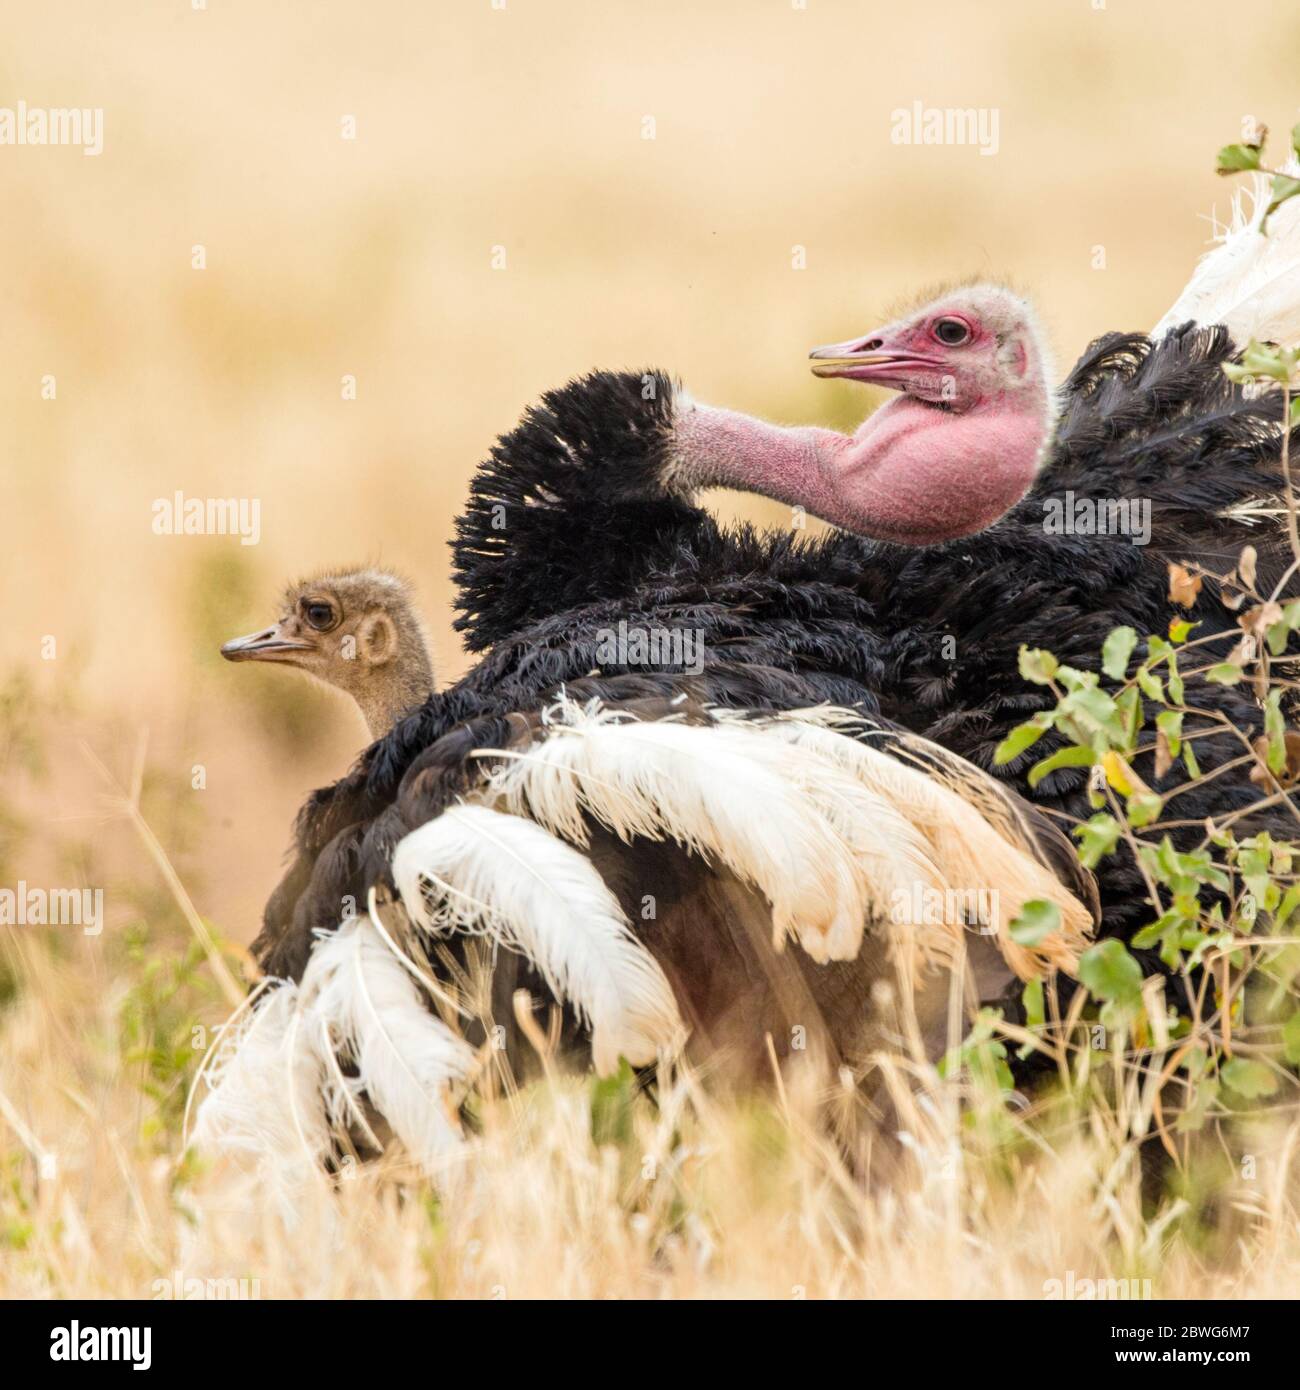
[933,317,971,346]
[303,601,336,631]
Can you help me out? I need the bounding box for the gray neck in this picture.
[351,645,435,739]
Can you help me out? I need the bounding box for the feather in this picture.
[471,698,872,962]
[1154,165,1300,347]
[301,918,475,1172]
[392,804,681,1072]
[190,981,333,1222]
[754,708,1093,978]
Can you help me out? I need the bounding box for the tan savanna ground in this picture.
[3,0,1300,1298]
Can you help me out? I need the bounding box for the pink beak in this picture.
[809,332,940,388]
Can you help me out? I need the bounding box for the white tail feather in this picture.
[1154,166,1300,347]
[472,702,873,962]
[755,709,1092,978]
[709,719,949,956]
[190,981,333,1220]
[302,918,475,1171]
[392,804,682,1071]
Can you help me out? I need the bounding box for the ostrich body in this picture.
[223,567,1087,1082]
[269,320,1292,1006]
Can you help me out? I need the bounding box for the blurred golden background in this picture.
[4,0,1299,947]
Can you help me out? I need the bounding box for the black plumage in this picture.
[256,324,1294,1043]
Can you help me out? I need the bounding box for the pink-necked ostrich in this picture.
[674,285,1054,545]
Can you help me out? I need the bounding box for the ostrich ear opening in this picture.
[358,612,399,667]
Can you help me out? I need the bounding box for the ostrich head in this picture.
[805,282,1056,543]
[674,281,1056,546]
[809,283,1053,414]
[221,567,433,738]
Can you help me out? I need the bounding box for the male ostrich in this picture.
[198,183,1300,1180]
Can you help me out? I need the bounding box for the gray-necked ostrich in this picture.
[197,179,1300,1184]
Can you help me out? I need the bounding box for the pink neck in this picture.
[673,389,1052,545]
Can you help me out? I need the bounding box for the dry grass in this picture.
[4,897,1300,1299]
[3,734,1300,1300]
[1,656,1298,1299]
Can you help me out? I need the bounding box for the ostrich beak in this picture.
[809,333,937,387]
[221,622,314,663]
[809,335,890,379]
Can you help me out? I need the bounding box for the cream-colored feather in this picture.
[472,700,871,962]
[392,804,682,1072]
[1154,164,1300,348]
[752,708,1092,978]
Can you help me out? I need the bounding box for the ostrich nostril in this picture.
[862,338,883,352]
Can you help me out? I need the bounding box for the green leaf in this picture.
[1216,142,1262,173]
[1101,626,1137,680]
[1058,685,1127,746]
[1156,709,1183,755]
[1028,744,1095,788]
[1282,1012,1300,1065]
[1183,742,1201,779]
[1265,688,1286,772]
[1116,686,1142,750]
[1022,978,1045,1031]
[938,1011,1013,1090]
[1055,664,1095,693]
[1166,651,1184,706]
[1127,792,1163,828]
[1009,899,1061,946]
[1221,1057,1280,1100]
[1078,939,1143,1005]
[1205,662,1243,685]
[1266,174,1300,226]
[1242,338,1293,383]
[1274,884,1300,934]
[1176,1077,1219,1134]
[1130,921,1164,950]
[1136,665,1164,701]
[589,1058,637,1146]
[1073,812,1121,868]
[1182,1046,1210,1079]
[1018,647,1059,685]
[1017,978,1045,1060]
[1168,619,1198,644]
[993,717,1050,765]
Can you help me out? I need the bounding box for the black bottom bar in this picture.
[0,1298,1290,1373]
